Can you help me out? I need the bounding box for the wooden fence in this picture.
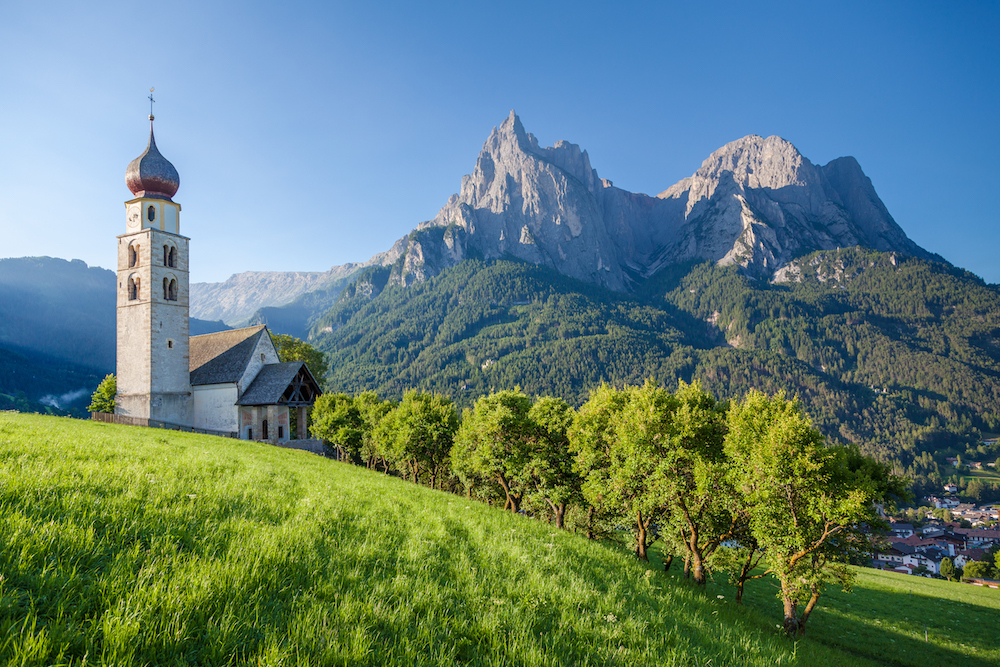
[90,412,238,439]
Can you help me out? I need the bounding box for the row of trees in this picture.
[311,380,907,637]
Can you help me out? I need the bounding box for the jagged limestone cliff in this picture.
[191,111,934,322]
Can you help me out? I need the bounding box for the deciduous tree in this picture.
[452,390,536,513]
[87,374,116,413]
[311,393,363,461]
[725,389,906,637]
[271,333,329,383]
[526,396,580,529]
[381,390,458,488]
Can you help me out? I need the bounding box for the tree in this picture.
[311,393,363,461]
[452,390,536,513]
[355,391,394,471]
[725,390,907,637]
[380,391,458,488]
[939,557,957,581]
[654,381,733,585]
[271,333,329,383]
[961,560,996,580]
[571,381,678,562]
[525,396,580,529]
[88,374,116,413]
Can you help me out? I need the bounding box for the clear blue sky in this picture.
[1,0,997,284]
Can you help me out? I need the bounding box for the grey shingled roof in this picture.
[189,325,268,386]
[237,361,321,406]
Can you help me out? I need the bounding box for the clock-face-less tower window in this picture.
[117,112,191,425]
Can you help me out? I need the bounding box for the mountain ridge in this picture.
[194,112,939,327]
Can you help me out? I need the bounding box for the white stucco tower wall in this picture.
[115,115,193,426]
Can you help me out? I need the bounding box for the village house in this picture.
[953,527,1000,550]
[889,522,915,539]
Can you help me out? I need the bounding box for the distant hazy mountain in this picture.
[0,257,229,403]
[194,111,938,333]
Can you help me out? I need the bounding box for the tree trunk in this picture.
[683,556,691,578]
[663,555,673,571]
[781,582,800,637]
[586,506,595,540]
[690,553,706,585]
[555,503,566,530]
[497,474,515,512]
[636,510,649,561]
[687,528,707,585]
[735,547,762,604]
[798,586,822,635]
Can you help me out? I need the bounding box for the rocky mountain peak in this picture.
[192,115,939,320]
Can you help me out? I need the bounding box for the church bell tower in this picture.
[115,104,192,425]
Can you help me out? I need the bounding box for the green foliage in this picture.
[271,332,329,382]
[525,396,580,529]
[725,390,907,636]
[379,390,458,487]
[311,392,363,460]
[939,557,957,581]
[87,374,116,413]
[961,560,998,580]
[452,389,537,512]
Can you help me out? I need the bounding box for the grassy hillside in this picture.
[0,414,912,666]
[657,553,1000,667]
[310,251,1000,499]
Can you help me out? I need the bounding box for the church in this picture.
[111,110,322,447]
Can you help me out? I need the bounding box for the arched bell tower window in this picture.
[162,277,178,301]
[129,243,139,268]
[128,275,140,300]
[147,205,156,222]
[165,245,177,268]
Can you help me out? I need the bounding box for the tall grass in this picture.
[1,413,877,665]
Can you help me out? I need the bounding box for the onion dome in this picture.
[125,118,179,200]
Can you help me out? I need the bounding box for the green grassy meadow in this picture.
[652,554,1000,667]
[0,414,994,666]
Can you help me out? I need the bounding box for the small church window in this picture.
[167,339,174,349]
[278,426,284,439]
[260,353,265,363]
[247,427,252,440]
[147,205,156,222]
[163,278,178,301]
[262,419,269,440]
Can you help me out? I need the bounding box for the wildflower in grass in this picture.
[605,613,617,623]
[717,595,725,600]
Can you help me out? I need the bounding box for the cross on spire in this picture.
[148,87,155,121]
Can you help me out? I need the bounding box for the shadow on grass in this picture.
[646,546,998,667]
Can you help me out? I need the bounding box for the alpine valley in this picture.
[8,112,1000,492]
[192,112,1000,494]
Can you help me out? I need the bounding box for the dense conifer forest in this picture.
[309,248,1000,499]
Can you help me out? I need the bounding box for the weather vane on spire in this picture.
[148,87,155,121]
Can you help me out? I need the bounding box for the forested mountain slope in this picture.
[312,248,1000,493]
